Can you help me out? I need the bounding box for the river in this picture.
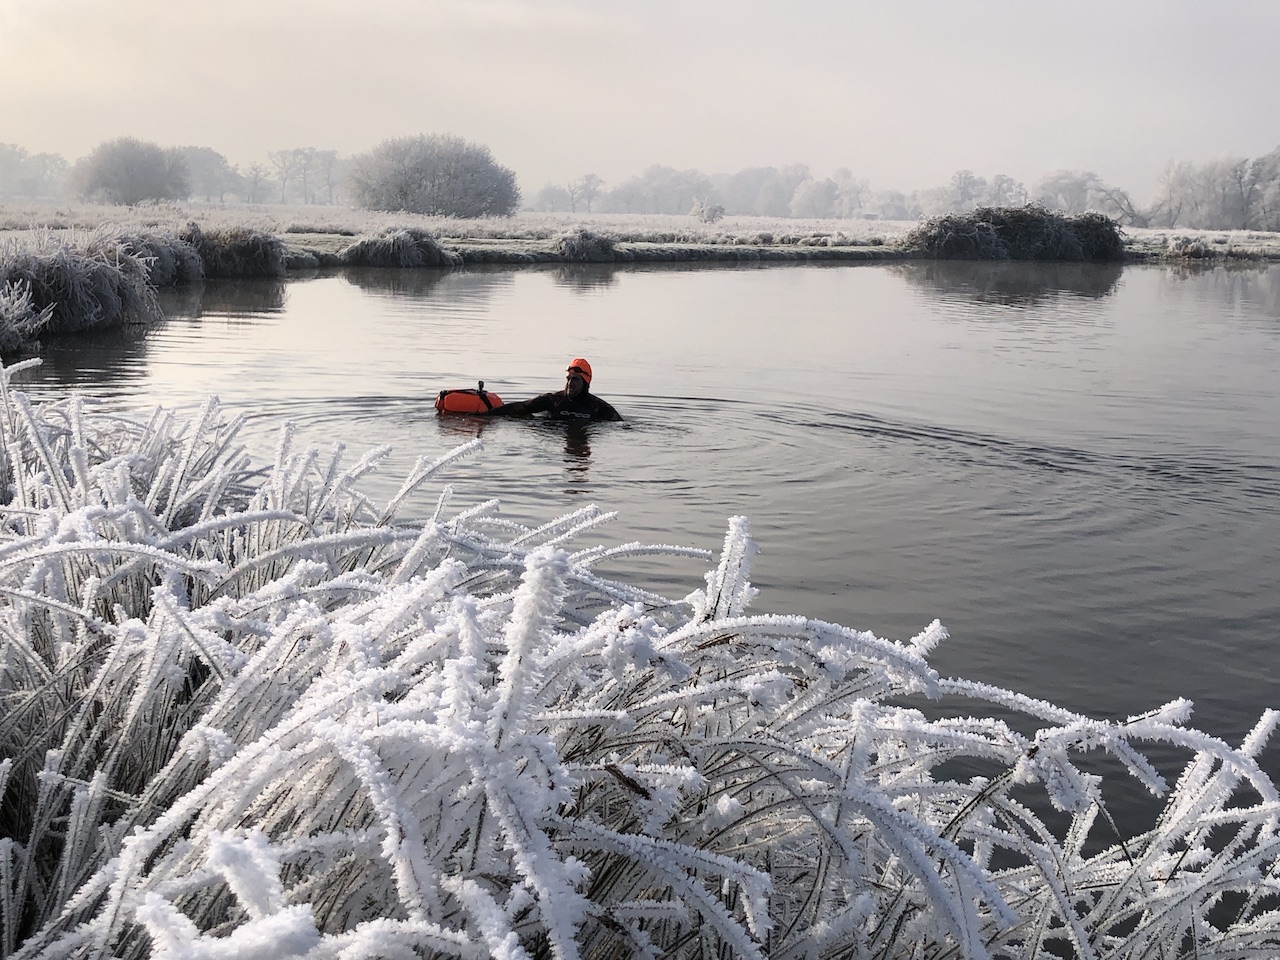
[14,259,1280,817]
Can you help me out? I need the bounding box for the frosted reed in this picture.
[0,360,1278,959]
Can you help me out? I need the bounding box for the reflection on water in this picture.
[1162,261,1280,317]
[157,278,290,316]
[342,266,453,299]
[892,259,1124,304]
[32,325,151,392]
[553,264,620,291]
[434,411,490,443]
[561,421,593,490]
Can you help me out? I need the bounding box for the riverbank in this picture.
[7,198,1280,267]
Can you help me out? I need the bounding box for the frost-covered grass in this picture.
[0,280,53,353]
[1124,226,1280,262]
[2,361,1280,959]
[175,223,286,279]
[0,229,161,343]
[0,198,914,248]
[337,227,463,268]
[0,224,289,350]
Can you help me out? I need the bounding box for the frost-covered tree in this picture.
[690,196,725,222]
[315,149,343,205]
[347,134,520,217]
[0,145,67,198]
[178,146,239,202]
[789,177,840,218]
[267,148,302,204]
[536,183,572,212]
[240,162,271,204]
[73,137,189,205]
[600,165,715,215]
[983,173,1027,208]
[0,144,25,194]
[726,165,812,217]
[832,168,869,218]
[1031,169,1149,225]
[564,178,583,213]
[576,172,604,212]
[1151,157,1257,230]
[1032,169,1104,214]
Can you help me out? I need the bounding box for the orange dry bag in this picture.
[435,380,504,414]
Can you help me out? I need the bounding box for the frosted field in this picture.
[0,199,914,246]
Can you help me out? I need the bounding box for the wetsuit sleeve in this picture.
[592,396,623,421]
[484,392,557,417]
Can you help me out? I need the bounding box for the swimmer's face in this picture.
[565,371,586,397]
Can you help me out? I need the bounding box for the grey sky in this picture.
[2,0,1278,201]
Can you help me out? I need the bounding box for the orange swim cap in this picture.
[567,358,593,383]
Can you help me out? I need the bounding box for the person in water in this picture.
[485,358,623,421]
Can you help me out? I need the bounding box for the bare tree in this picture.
[564,179,582,213]
[577,173,604,212]
[242,163,271,204]
[268,149,300,203]
[316,150,342,205]
[293,147,317,204]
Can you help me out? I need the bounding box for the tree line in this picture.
[5,133,1280,230]
[537,148,1280,231]
[0,136,522,218]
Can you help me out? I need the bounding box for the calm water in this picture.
[16,260,1280,805]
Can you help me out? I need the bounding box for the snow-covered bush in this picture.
[901,206,1126,262]
[177,222,287,278]
[1167,234,1215,259]
[555,228,617,263]
[1,359,1279,960]
[0,230,160,337]
[338,227,462,268]
[689,198,725,224]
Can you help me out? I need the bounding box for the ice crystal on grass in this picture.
[0,280,53,353]
[1,359,1279,959]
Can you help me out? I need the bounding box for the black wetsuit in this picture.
[488,389,622,421]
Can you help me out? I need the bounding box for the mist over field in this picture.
[2,0,1280,229]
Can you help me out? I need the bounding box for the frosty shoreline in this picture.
[3,362,1280,959]
[6,200,1280,268]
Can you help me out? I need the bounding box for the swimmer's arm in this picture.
[483,393,555,417]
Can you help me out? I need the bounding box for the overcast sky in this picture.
[2,0,1278,201]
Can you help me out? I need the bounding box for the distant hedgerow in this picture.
[901,205,1125,261]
